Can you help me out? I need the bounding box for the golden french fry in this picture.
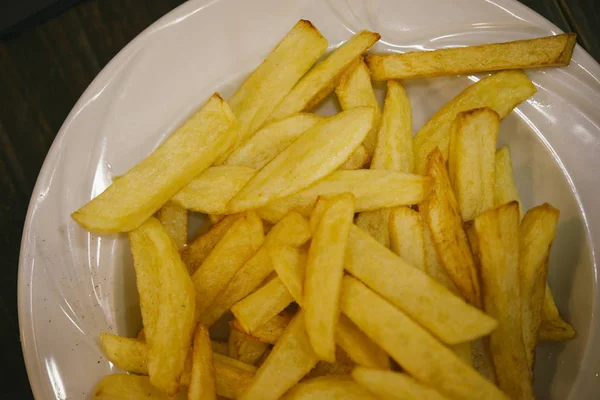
[225,114,324,169]
[413,71,535,174]
[448,108,499,221]
[211,341,229,356]
[539,286,576,341]
[422,221,459,293]
[335,57,383,155]
[494,146,522,212]
[231,276,295,332]
[228,20,327,141]
[336,314,390,369]
[474,202,533,399]
[94,374,187,400]
[228,329,269,365]
[258,170,431,223]
[389,207,425,271]
[156,202,187,250]
[212,354,256,399]
[305,193,355,362]
[309,197,329,234]
[355,209,391,247]
[451,341,473,366]
[230,312,293,345]
[201,212,310,326]
[228,108,374,212]
[341,276,507,399]
[352,367,449,400]
[346,224,496,344]
[73,94,238,232]
[371,80,413,172]
[306,347,355,379]
[99,333,148,375]
[171,166,255,214]
[208,214,225,225]
[189,324,216,400]
[471,337,498,383]
[340,145,370,170]
[282,375,377,400]
[366,34,576,80]
[181,214,242,275]
[129,218,196,395]
[238,311,319,400]
[269,246,307,304]
[269,31,381,122]
[420,149,481,307]
[520,204,560,369]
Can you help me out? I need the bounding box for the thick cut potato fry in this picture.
[494,146,522,212]
[423,221,459,293]
[212,354,256,399]
[539,286,576,341]
[238,311,319,400]
[228,108,374,212]
[371,80,413,172]
[225,114,324,169]
[229,329,269,365]
[189,324,216,400]
[192,212,264,314]
[389,207,426,271]
[212,341,229,356]
[448,108,499,221]
[269,31,381,122]
[231,276,295,332]
[413,71,535,174]
[339,145,370,170]
[305,193,354,362]
[346,225,496,344]
[366,34,576,80]
[230,312,293,345]
[94,374,187,400]
[181,214,242,275]
[228,20,327,141]
[340,276,507,399]
[270,246,307,304]
[355,209,391,247]
[306,347,355,378]
[520,203,559,370]
[201,212,310,326]
[309,197,329,234]
[335,57,383,155]
[352,367,449,400]
[336,314,390,369]
[282,375,377,400]
[99,333,148,375]
[471,337,498,383]
[129,218,196,395]
[421,149,481,307]
[73,94,238,232]
[258,170,431,223]
[157,203,187,250]
[171,166,255,214]
[474,202,533,399]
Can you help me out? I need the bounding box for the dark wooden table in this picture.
[0,0,598,397]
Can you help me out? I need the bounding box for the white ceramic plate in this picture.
[18,0,600,398]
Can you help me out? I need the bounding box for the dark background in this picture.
[0,0,598,398]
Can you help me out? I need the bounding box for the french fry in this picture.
[371,80,413,172]
[309,197,329,234]
[228,20,328,141]
[73,94,238,232]
[224,114,324,169]
[270,246,307,304]
[448,108,499,221]
[94,374,187,400]
[269,31,381,122]
[335,57,383,155]
[520,203,559,370]
[282,375,377,400]
[192,212,264,314]
[231,276,295,332]
[181,214,242,275]
[474,202,533,399]
[189,324,216,400]
[422,221,459,293]
[228,108,374,212]
[305,193,354,362]
[352,367,449,400]
[201,212,310,326]
[156,202,187,250]
[345,224,497,344]
[306,347,355,379]
[212,341,229,356]
[238,311,319,400]
[339,145,370,170]
[420,149,481,307]
[355,209,391,247]
[366,34,576,80]
[340,276,507,399]
[336,314,390,369]
[413,71,535,174]
[129,218,196,395]
[99,333,148,375]
[208,214,225,224]
[494,146,522,212]
[389,207,426,271]
[229,329,269,365]
[539,286,576,341]
[257,170,431,223]
[212,354,256,399]
[171,166,255,214]
[230,312,293,345]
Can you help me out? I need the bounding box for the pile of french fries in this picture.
[76,19,578,400]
